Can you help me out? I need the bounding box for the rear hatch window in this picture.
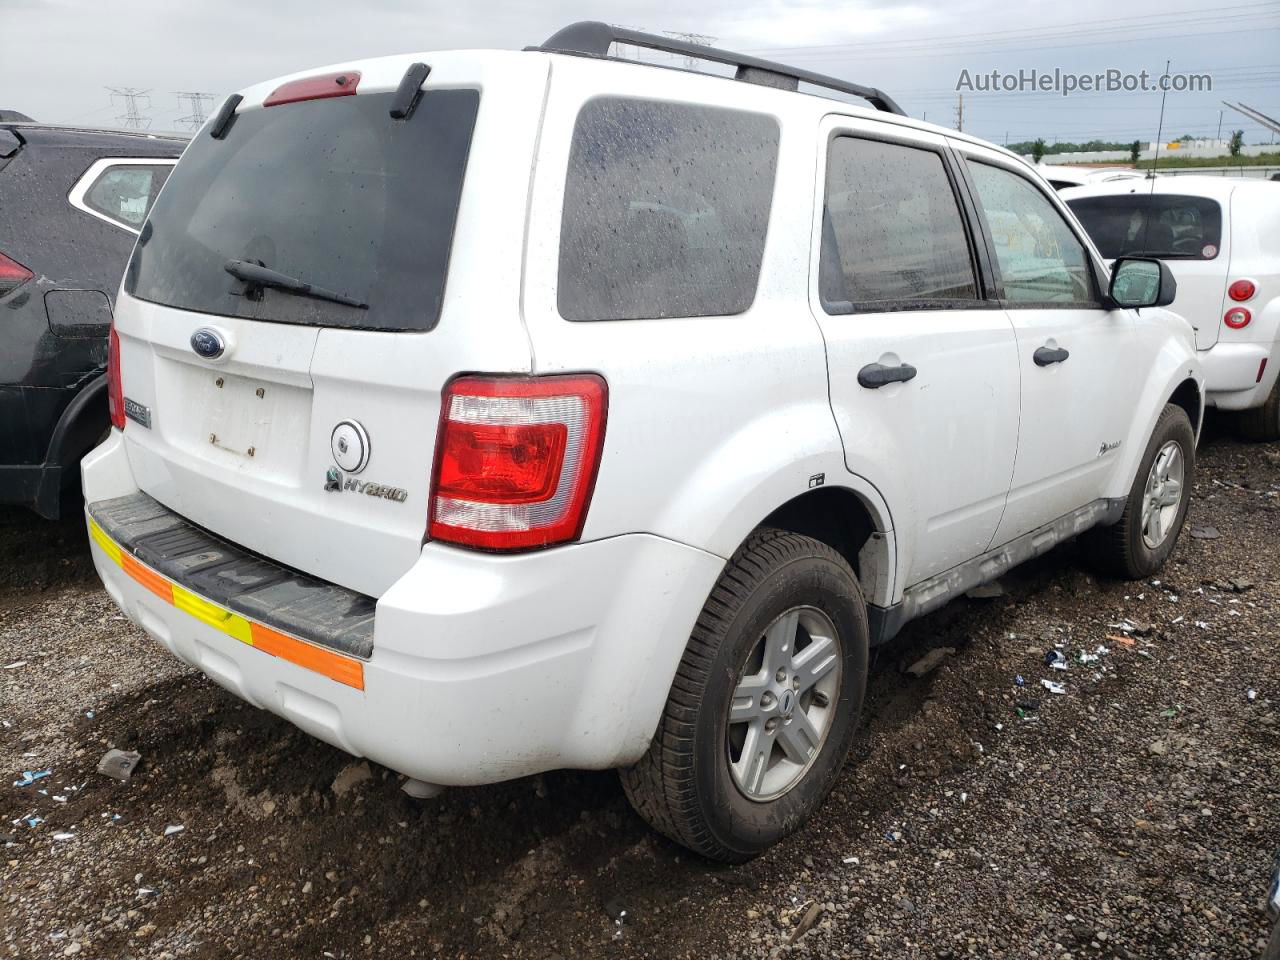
[125,89,479,331]
[1067,193,1223,261]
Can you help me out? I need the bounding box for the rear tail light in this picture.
[1228,279,1256,302]
[429,375,608,551]
[0,251,33,295]
[1224,307,1252,330]
[107,322,125,430]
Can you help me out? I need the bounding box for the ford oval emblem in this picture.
[190,328,225,360]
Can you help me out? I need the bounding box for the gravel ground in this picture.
[2,422,1278,960]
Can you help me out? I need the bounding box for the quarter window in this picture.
[558,98,779,322]
[820,136,978,312]
[83,164,172,230]
[966,161,1096,305]
[1066,194,1222,260]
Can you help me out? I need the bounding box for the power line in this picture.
[105,87,151,129]
[740,3,1278,57]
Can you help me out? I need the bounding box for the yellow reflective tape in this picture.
[170,584,254,646]
[88,518,122,567]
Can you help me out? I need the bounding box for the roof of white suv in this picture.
[1060,174,1279,202]
[223,23,1033,175]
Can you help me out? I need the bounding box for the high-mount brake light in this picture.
[1224,307,1252,330]
[429,375,608,551]
[0,251,33,294]
[1228,279,1256,302]
[107,322,125,431]
[264,71,361,108]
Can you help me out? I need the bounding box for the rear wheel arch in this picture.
[757,486,895,609]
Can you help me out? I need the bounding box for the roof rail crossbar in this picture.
[533,21,906,116]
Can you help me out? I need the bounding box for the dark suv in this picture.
[0,118,185,517]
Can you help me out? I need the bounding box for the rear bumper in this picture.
[1200,341,1277,411]
[82,433,724,786]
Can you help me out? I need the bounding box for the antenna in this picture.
[106,87,151,129]
[1140,59,1172,258]
[175,91,216,131]
[1147,60,1171,179]
[954,93,964,132]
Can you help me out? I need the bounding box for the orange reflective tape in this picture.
[250,622,365,691]
[121,553,174,604]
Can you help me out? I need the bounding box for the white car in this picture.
[83,22,1203,861]
[1036,164,1147,192]
[1064,176,1280,439]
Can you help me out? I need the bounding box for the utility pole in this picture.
[954,94,964,132]
[662,30,716,69]
[106,87,151,129]
[608,24,648,60]
[175,91,216,131]
[1216,109,1223,143]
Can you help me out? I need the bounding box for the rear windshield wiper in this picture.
[224,258,367,309]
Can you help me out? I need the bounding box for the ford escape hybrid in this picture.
[85,23,1204,862]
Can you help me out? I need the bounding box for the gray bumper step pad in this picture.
[88,492,375,659]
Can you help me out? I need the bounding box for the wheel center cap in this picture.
[778,689,796,719]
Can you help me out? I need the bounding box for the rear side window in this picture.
[125,90,479,332]
[83,164,172,229]
[558,98,779,322]
[1067,193,1223,260]
[966,161,1097,305]
[820,136,978,312]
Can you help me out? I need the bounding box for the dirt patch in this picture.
[3,426,1278,959]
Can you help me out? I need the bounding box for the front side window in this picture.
[84,164,172,229]
[1067,193,1223,260]
[820,136,978,312]
[967,161,1097,305]
[558,98,779,322]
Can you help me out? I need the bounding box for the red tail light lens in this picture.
[429,375,608,551]
[1224,307,1252,330]
[107,324,125,431]
[1228,279,1256,302]
[0,251,33,294]
[264,71,361,108]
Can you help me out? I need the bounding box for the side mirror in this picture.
[1110,257,1177,309]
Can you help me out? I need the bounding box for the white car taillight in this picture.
[428,375,608,551]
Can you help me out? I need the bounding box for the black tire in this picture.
[1237,380,1280,442]
[1086,403,1195,580]
[1266,916,1280,960]
[620,527,869,862]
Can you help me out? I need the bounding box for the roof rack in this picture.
[533,21,905,116]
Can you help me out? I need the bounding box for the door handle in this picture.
[1033,345,1070,366]
[858,362,918,389]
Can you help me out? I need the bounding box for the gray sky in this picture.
[3,0,1278,147]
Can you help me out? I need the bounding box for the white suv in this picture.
[83,23,1203,862]
[1064,176,1280,439]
